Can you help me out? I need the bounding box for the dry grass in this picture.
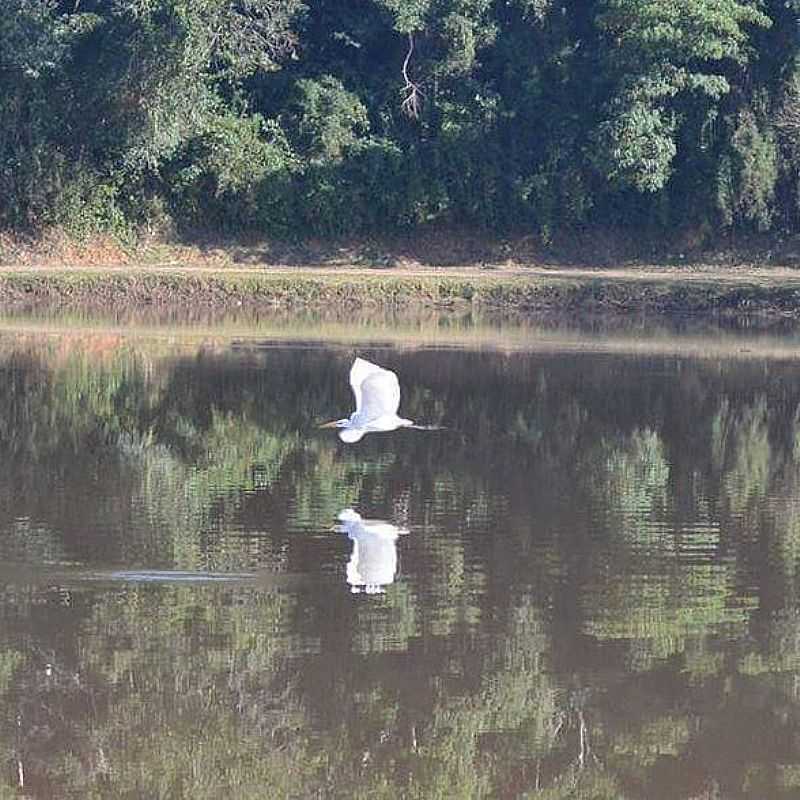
[3,225,800,272]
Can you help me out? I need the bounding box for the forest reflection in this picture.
[1,335,800,798]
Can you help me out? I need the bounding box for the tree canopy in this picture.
[2,0,800,240]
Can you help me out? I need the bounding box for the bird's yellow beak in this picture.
[318,420,339,429]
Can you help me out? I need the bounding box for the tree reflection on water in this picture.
[0,338,799,798]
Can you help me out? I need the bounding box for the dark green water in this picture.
[2,318,800,798]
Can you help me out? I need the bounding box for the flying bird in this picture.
[320,357,414,443]
[335,508,408,594]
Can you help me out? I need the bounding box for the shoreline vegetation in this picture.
[4,3,800,247]
[4,2,800,322]
[2,231,800,317]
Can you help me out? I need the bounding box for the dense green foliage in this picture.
[2,0,800,240]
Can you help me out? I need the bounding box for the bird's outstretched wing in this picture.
[350,358,385,416]
[350,358,400,420]
[359,370,401,421]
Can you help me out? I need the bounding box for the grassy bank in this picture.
[2,228,800,315]
[3,264,800,316]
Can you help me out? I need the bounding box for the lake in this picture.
[1,310,800,799]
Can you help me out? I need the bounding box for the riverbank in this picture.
[2,230,800,315]
[2,263,800,316]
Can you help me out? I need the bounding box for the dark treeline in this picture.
[3,0,800,242]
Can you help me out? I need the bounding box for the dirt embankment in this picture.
[2,230,800,315]
[1,264,800,316]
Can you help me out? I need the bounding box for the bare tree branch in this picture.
[401,32,424,119]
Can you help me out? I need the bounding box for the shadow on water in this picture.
[2,315,800,797]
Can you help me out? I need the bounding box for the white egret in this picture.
[320,357,414,443]
[335,508,408,594]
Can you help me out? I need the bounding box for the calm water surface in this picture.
[2,313,800,798]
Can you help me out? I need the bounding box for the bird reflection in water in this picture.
[335,509,409,594]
